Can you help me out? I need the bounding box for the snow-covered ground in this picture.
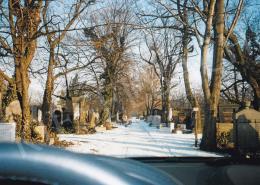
[58,121,221,157]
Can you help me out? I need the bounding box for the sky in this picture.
[2,0,236,105]
[27,0,212,104]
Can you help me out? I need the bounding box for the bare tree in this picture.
[221,62,253,106]
[140,23,180,126]
[0,0,44,140]
[83,0,135,125]
[225,25,260,110]
[193,0,243,150]
[136,0,202,130]
[176,0,202,133]
[41,0,94,128]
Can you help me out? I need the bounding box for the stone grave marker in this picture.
[152,115,161,127]
[38,109,42,123]
[234,101,260,151]
[34,125,47,142]
[0,123,16,142]
[73,102,80,120]
[5,100,21,122]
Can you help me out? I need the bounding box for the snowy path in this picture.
[58,121,221,157]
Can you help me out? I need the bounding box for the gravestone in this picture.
[168,108,173,122]
[170,122,175,132]
[73,102,80,120]
[38,109,42,123]
[52,110,62,132]
[0,123,16,142]
[234,101,260,151]
[122,114,128,124]
[79,99,89,125]
[31,105,38,121]
[152,115,161,127]
[5,100,21,122]
[89,111,99,128]
[34,125,47,142]
[116,112,120,123]
[147,115,153,123]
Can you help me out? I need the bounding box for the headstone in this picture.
[34,125,46,142]
[52,110,62,131]
[218,103,239,123]
[62,112,73,131]
[116,112,119,122]
[31,106,38,121]
[89,112,99,128]
[170,122,175,132]
[152,115,161,127]
[5,100,22,122]
[234,101,260,151]
[38,109,42,123]
[79,100,89,125]
[179,124,186,130]
[168,108,173,122]
[73,102,80,120]
[49,137,55,145]
[147,115,153,123]
[0,123,16,142]
[122,114,128,124]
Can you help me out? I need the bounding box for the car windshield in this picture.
[0,0,259,159]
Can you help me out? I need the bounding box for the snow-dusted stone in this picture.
[0,123,16,142]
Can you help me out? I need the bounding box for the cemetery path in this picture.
[58,121,221,157]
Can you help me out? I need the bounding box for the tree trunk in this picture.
[200,103,217,150]
[182,25,202,132]
[42,47,55,128]
[15,63,31,141]
[7,0,42,141]
[161,77,170,126]
[200,0,225,151]
[199,0,216,151]
[253,87,260,111]
[99,72,113,125]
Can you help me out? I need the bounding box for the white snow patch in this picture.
[58,121,221,158]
